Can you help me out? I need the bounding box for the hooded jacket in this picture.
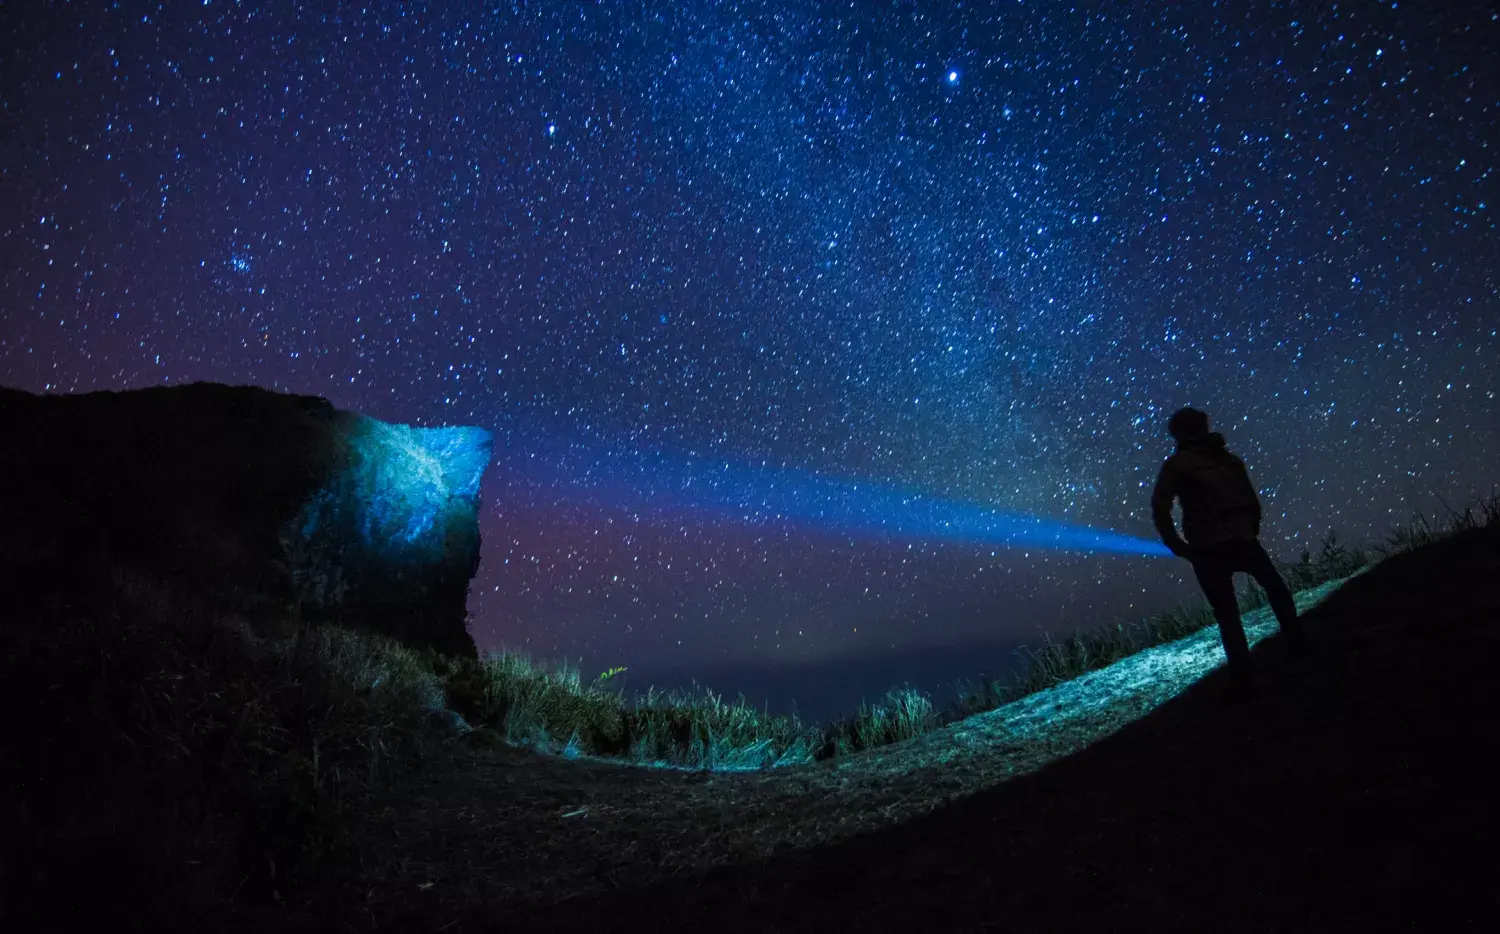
[1150,432,1262,551]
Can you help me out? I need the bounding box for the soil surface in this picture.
[287,523,1500,932]
[22,524,1490,933]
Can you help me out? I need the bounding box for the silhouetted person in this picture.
[1151,407,1306,697]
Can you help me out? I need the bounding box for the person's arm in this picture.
[1150,461,1192,557]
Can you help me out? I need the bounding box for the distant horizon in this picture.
[611,637,1031,724]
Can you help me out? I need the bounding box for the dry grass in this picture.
[1,570,460,922]
[289,568,1356,929]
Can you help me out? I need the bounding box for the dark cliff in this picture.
[0,382,491,657]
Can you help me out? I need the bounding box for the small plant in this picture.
[594,665,628,685]
[951,674,1010,720]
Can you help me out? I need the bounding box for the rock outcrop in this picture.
[0,382,490,657]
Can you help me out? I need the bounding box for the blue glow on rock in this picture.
[294,417,493,565]
[352,421,491,548]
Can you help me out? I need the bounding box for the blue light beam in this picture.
[500,435,1171,558]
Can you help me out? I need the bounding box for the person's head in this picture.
[1167,406,1211,442]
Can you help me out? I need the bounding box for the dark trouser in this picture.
[1189,538,1305,684]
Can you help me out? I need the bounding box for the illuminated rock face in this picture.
[281,415,492,657]
[1,383,490,657]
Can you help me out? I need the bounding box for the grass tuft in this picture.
[622,685,817,769]
[819,688,939,758]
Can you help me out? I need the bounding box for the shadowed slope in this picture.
[513,523,1500,932]
[7,512,1493,933]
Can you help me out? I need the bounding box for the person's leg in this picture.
[1191,547,1255,687]
[1244,539,1306,645]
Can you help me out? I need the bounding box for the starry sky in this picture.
[2,2,1497,714]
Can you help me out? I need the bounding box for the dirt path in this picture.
[281,524,1500,932]
[283,579,1353,929]
[521,524,1500,932]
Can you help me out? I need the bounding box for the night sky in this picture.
[3,2,1497,715]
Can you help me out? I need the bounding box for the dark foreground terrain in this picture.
[388,523,1499,933]
[6,522,1497,932]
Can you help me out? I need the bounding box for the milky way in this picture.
[2,2,1497,696]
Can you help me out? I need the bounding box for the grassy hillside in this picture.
[514,511,1500,934]
[2,496,1495,931]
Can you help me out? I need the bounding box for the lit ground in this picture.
[290,578,1350,926]
[241,520,1500,932]
[521,524,1500,933]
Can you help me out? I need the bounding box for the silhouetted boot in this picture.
[1279,623,1315,665]
[1225,665,1259,704]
